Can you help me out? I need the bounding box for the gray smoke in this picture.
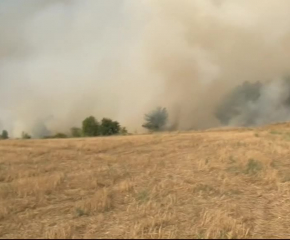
[1,0,290,137]
[142,0,290,130]
[216,78,290,127]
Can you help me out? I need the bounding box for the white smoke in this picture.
[1,0,290,137]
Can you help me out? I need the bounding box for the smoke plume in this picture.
[1,0,290,137]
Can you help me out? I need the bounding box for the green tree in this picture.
[1,130,9,139]
[22,132,31,139]
[142,107,168,132]
[71,127,82,138]
[99,118,121,136]
[82,116,99,137]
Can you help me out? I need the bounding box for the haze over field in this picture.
[2,0,290,137]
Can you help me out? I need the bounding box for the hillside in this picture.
[1,125,290,239]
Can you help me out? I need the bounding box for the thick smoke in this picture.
[216,78,290,127]
[1,0,290,137]
[0,0,157,137]
[143,0,290,130]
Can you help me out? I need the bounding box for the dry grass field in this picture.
[1,124,290,239]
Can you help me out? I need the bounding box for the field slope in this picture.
[1,124,290,239]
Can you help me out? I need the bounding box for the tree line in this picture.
[0,107,170,140]
[44,117,128,139]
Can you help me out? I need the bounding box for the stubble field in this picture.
[1,123,290,239]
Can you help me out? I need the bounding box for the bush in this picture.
[99,118,121,136]
[120,127,128,135]
[22,132,31,139]
[142,107,168,132]
[1,130,9,139]
[82,116,99,137]
[53,133,68,138]
[71,127,82,138]
[43,133,68,139]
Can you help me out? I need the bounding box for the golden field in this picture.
[1,124,290,239]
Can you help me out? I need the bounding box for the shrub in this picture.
[1,130,8,139]
[22,132,31,139]
[53,133,68,139]
[43,133,68,139]
[71,127,82,138]
[120,127,128,135]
